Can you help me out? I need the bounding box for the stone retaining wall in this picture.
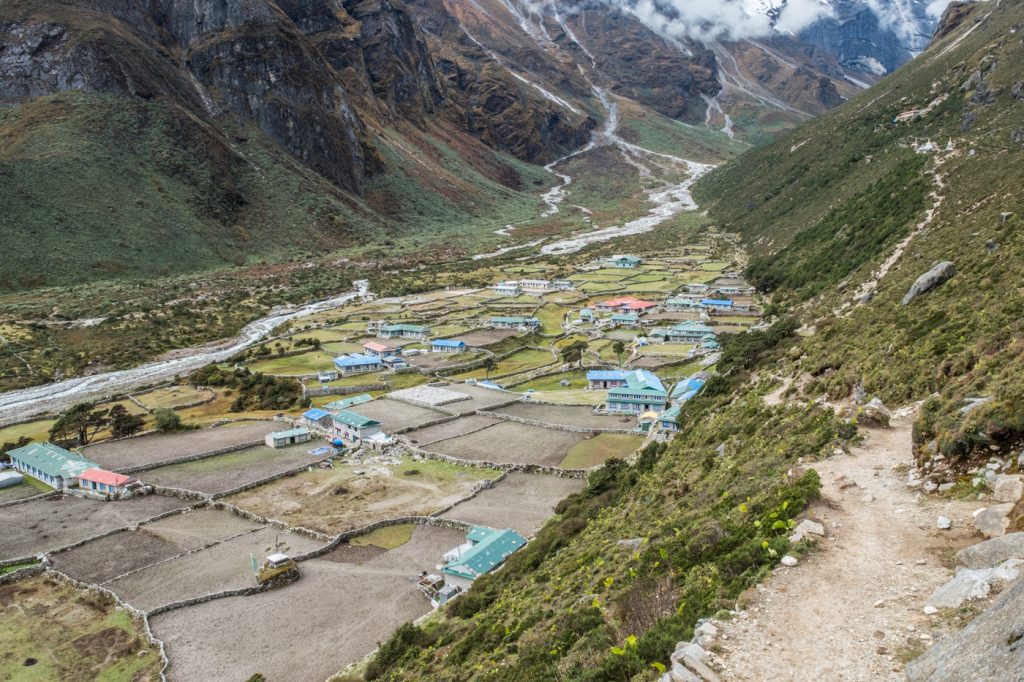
[393,413,462,435]
[211,500,334,544]
[116,439,267,475]
[293,515,475,562]
[303,383,386,398]
[403,443,588,479]
[0,562,46,585]
[0,489,62,510]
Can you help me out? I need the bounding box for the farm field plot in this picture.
[560,433,645,469]
[246,350,336,376]
[638,343,695,356]
[0,494,188,560]
[0,481,47,503]
[82,421,278,471]
[0,576,163,680]
[524,389,605,405]
[49,529,183,585]
[226,459,498,536]
[319,341,365,355]
[450,328,520,346]
[647,312,702,322]
[136,385,212,410]
[535,304,568,334]
[0,418,56,446]
[493,403,634,430]
[350,399,447,432]
[514,369,587,391]
[427,421,585,467]
[106,527,323,612]
[620,280,678,293]
[281,328,354,346]
[141,442,323,495]
[402,415,500,446]
[143,507,262,549]
[405,351,481,370]
[442,383,521,414]
[151,525,465,682]
[454,348,554,380]
[444,472,583,536]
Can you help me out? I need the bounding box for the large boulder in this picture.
[925,560,1023,609]
[956,533,1024,569]
[858,398,891,427]
[991,474,1024,504]
[974,503,1016,538]
[906,569,1024,681]
[901,261,956,305]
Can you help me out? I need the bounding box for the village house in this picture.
[302,407,333,431]
[382,355,409,370]
[379,323,429,340]
[610,313,641,327]
[432,339,467,353]
[606,369,668,414]
[265,427,313,448]
[552,279,574,291]
[587,369,630,390]
[489,316,540,330]
[701,298,734,313]
[671,375,706,404]
[317,370,338,383]
[78,468,140,497]
[650,321,716,344]
[701,336,721,351]
[329,409,383,446]
[603,254,642,269]
[658,404,681,432]
[491,281,521,296]
[362,341,390,357]
[579,307,594,322]
[441,526,527,590]
[366,320,385,335]
[665,297,705,312]
[596,296,657,315]
[333,353,383,376]
[323,394,373,411]
[684,283,709,295]
[7,442,97,489]
[714,284,754,296]
[519,279,551,292]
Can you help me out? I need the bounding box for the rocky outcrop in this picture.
[907,570,1024,681]
[956,532,1024,570]
[901,261,956,305]
[974,503,1016,539]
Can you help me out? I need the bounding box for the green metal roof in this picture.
[330,409,381,429]
[381,323,428,333]
[609,369,667,396]
[442,527,526,580]
[8,442,97,480]
[324,394,373,410]
[490,316,537,325]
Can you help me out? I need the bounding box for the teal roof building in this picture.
[442,527,527,586]
[607,369,668,414]
[8,442,98,489]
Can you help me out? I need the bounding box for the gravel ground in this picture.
[0,494,188,560]
[443,384,521,414]
[82,422,279,471]
[350,399,447,432]
[494,403,635,430]
[449,329,520,346]
[444,472,583,536]
[106,527,324,612]
[0,482,42,503]
[140,442,322,494]
[142,508,262,550]
[402,415,501,446]
[427,421,586,467]
[151,525,465,681]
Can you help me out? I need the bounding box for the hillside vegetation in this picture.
[696,0,1024,471]
[356,3,1024,679]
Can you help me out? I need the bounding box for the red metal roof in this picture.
[363,341,388,352]
[79,468,136,486]
[599,296,656,310]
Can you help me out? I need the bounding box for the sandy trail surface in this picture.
[717,416,980,681]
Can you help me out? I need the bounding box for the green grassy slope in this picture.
[695,0,1024,466]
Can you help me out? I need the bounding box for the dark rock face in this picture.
[799,1,935,76]
[567,6,720,122]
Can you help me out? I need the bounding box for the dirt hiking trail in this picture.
[716,412,981,681]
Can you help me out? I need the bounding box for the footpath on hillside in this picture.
[711,411,982,681]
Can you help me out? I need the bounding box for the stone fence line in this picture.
[210,454,335,500]
[302,383,386,398]
[402,442,588,479]
[474,409,635,435]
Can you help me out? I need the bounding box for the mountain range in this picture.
[0,0,946,289]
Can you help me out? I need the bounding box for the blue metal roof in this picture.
[333,353,382,368]
[303,408,330,421]
[432,339,466,347]
[587,370,629,381]
[701,298,733,306]
[671,376,706,398]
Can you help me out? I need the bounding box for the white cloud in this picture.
[591,0,834,42]
[925,0,954,19]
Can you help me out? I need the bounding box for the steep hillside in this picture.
[355,3,1024,679]
[696,0,1024,472]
